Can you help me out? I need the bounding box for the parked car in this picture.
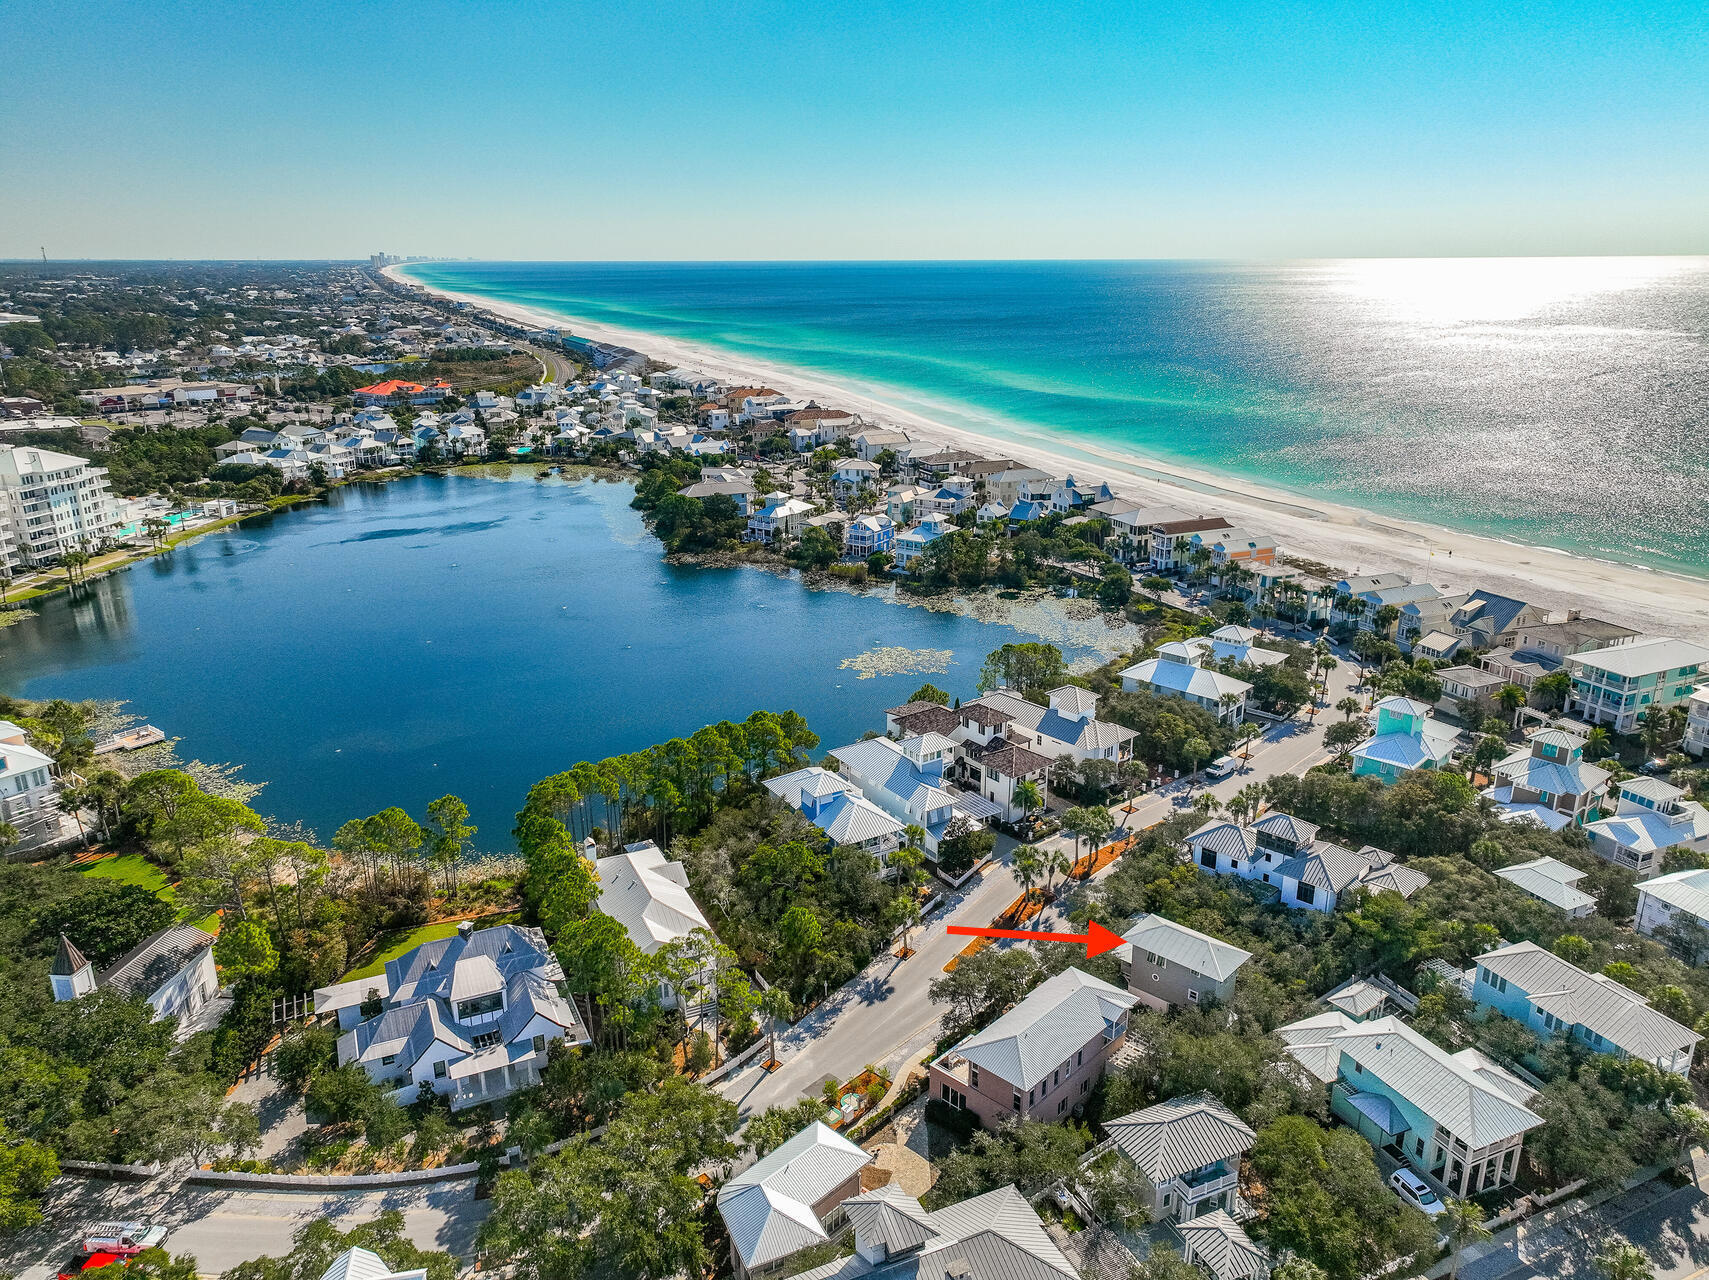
[1388,1168,1446,1217]
[1205,755,1239,781]
[81,1224,167,1256]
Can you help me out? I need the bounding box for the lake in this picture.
[2,472,1130,847]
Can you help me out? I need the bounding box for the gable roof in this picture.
[936,968,1138,1091]
[1289,1015,1543,1146]
[1120,915,1251,982]
[99,922,215,999]
[1636,867,1709,923]
[1104,1092,1255,1182]
[1477,941,1699,1061]
[1187,819,1255,862]
[594,842,713,955]
[1494,856,1596,913]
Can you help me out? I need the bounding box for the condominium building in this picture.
[1567,637,1709,735]
[0,444,118,567]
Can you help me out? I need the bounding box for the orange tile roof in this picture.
[355,379,427,395]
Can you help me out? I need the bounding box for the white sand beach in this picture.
[387,264,1709,638]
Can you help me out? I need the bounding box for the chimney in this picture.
[457,920,474,939]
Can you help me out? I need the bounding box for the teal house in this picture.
[1350,696,1457,784]
[1279,1012,1542,1198]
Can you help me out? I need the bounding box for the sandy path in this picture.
[386,264,1709,637]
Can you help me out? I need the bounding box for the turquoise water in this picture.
[405,258,1709,576]
[2,474,1117,846]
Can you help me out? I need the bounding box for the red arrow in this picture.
[948,920,1125,959]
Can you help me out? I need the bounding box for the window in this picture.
[1200,851,1216,869]
[1296,882,1316,905]
[1187,989,1200,1003]
[380,1054,396,1066]
[970,1066,980,1088]
[1080,1079,1089,1094]
[434,1060,448,1079]
[1076,1050,1083,1067]
[532,1034,547,1053]
[456,991,504,1020]
[1352,1062,1363,1074]
[1057,1099,1066,1115]
[472,1029,502,1050]
[1028,1087,1036,1105]
[1415,1138,1425,1157]
[1013,1092,1023,1111]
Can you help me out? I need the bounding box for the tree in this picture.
[1063,806,1114,862]
[214,919,278,980]
[1594,1239,1655,1280]
[0,1121,57,1234]
[1443,1198,1491,1280]
[1014,777,1043,823]
[273,1026,338,1093]
[424,794,476,894]
[1498,683,1528,729]
[1012,844,1043,904]
[1182,735,1211,781]
[34,882,173,965]
[1336,696,1363,721]
[908,683,951,706]
[1324,720,1363,750]
[936,817,994,878]
[927,1120,1090,1205]
[759,985,794,1067]
[928,946,1040,1038]
[978,643,1067,698]
[1552,934,1594,965]
[223,1210,458,1280]
[1650,985,1694,1026]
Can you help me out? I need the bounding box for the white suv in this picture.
[1388,1168,1446,1217]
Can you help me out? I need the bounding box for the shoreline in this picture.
[387,264,1709,638]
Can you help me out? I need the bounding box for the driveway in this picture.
[10,1175,488,1279]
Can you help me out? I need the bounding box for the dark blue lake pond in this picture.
[3,472,1125,847]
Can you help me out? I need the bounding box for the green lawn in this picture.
[81,854,219,932]
[338,912,522,982]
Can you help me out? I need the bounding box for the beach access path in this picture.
[385,263,1709,640]
[717,646,1360,1122]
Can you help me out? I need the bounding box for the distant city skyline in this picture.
[5,0,1705,261]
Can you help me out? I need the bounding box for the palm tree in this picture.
[1584,726,1613,762]
[1014,778,1043,825]
[1043,846,1073,898]
[1236,720,1262,762]
[1443,1199,1491,1280]
[1012,844,1043,904]
[759,985,794,1068]
[1336,696,1362,721]
[1497,683,1528,730]
[1594,1239,1655,1280]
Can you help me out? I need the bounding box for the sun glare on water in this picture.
[1318,256,1699,324]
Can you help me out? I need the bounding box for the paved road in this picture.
[1460,1172,1709,1280]
[719,646,1359,1120]
[9,1175,488,1279]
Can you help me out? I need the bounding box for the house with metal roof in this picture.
[315,1247,426,1280]
[1350,697,1458,783]
[716,1121,874,1279]
[1174,1209,1271,1280]
[1117,914,1251,1013]
[1586,777,1709,877]
[1278,1012,1542,1198]
[1182,811,1427,912]
[1493,856,1596,918]
[766,767,907,862]
[1119,653,1253,726]
[594,840,715,955]
[1636,867,1709,959]
[1486,730,1609,828]
[930,968,1139,1132]
[967,687,1138,763]
[1472,941,1698,1075]
[828,733,988,857]
[1322,977,1397,1022]
[793,1182,1076,1280]
[1568,637,1709,735]
[324,921,588,1111]
[1105,1093,1256,1226]
[49,921,219,1040]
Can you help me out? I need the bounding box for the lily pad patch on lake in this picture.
[838,646,956,680]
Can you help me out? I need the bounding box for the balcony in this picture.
[1164,1164,1239,1206]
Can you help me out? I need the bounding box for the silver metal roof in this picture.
[937,968,1139,1092]
[1104,1092,1255,1182]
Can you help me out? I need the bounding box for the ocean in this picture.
[404,258,1709,577]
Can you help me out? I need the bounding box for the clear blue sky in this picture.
[5,0,1705,260]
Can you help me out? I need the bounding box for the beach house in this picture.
[1183,811,1428,911]
[1567,637,1709,734]
[1685,687,1709,758]
[1584,777,1709,876]
[1486,728,1609,828]
[50,923,220,1040]
[1350,697,1458,783]
[928,968,1139,1129]
[716,1121,874,1280]
[1148,516,1233,574]
[1635,868,1709,959]
[792,1182,1076,1280]
[594,840,718,1005]
[826,733,976,856]
[1472,941,1699,1074]
[892,515,952,570]
[0,720,63,843]
[1119,653,1252,725]
[1493,856,1597,917]
[745,496,815,545]
[765,766,907,863]
[1103,1093,1256,1227]
[318,921,589,1110]
[1117,914,1251,1012]
[1278,1012,1542,1198]
[842,512,894,557]
[963,686,1137,763]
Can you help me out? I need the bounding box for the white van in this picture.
[1205,755,1238,780]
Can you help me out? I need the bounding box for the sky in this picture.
[4,0,1706,261]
